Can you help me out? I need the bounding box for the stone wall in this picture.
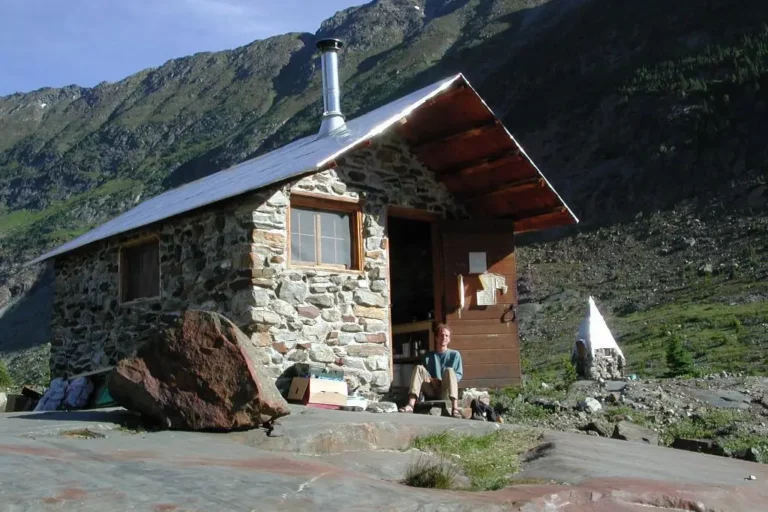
[51,132,465,395]
[51,192,267,377]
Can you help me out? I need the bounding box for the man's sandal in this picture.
[451,408,463,419]
[399,405,414,413]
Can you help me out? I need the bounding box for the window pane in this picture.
[121,240,159,301]
[318,210,351,267]
[290,233,302,263]
[298,234,316,263]
[319,211,348,238]
[292,208,315,237]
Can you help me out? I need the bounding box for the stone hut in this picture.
[31,39,578,396]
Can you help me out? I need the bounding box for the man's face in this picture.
[436,328,451,352]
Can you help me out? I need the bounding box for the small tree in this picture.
[0,360,13,389]
[560,355,578,389]
[665,335,694,377]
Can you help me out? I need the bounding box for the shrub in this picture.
[403,456,457,489]
[665,335,694,377]
[560,355,578,389]
[0,360,13,389]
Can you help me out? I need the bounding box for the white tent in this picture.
[573,296,625,363]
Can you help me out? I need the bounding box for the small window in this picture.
[289,197,361,270]
[120,238,160,303]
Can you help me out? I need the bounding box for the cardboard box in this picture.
[287,377,348,407]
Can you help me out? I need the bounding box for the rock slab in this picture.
[612,420,659,445]
[108,310,290,431]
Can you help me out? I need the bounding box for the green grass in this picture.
[720,435,768,463]
[661,409,746,445]
[403,456,457,490]
[604,405,653,428]
[0,360,13,389]
[60,428,106,439]
[411,429,541,491]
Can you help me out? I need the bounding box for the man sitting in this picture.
[398,323,463,418]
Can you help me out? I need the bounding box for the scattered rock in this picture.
[579,397,602,414]
[582,420,613,437]
[108,310,290,431]
[367,401,397,413]
[461,388,490,408]
[612,420,659,445]
[604,381,627,393]
[533,397,561,413]
[747,475,757,481]
[738,447,761,463]
[672,438,728,456]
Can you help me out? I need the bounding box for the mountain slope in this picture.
[1,0,767,384]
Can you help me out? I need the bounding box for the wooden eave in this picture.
[395,81,577,234]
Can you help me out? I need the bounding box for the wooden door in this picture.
[440,219,520,388]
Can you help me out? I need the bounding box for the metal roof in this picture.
[29,74,463,264]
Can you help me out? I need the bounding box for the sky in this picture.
[0,0,365,96]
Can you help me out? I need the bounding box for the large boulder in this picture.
[108,310,289,431]
[612,420,659,445]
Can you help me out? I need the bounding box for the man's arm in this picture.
[453,351,463,381]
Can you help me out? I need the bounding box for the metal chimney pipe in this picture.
[316,38,345,136]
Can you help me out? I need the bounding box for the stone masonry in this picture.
[51,132,465,396]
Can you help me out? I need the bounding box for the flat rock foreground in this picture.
[1,405,767,511]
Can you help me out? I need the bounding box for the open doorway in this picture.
[387,214,437,389]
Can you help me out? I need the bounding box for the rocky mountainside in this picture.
[1,0,767,384]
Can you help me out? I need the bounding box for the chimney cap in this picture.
[316,38,343,51]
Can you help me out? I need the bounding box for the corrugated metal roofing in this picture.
[29,74,463,265]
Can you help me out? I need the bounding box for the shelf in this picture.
[393,357,422,364]
[392,320,433,335]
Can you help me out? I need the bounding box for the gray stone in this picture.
[739,447,762,463]
[272,331,297,343]
[344,357,368,371]
[353,289,386,307]
[278,280,308,305]
[687,389,752,410]
[338,333,355,346]
[367,401,398,413]
[370,280,387,292]
[271,299,297,318]
[672,438,728,456]
[579,397,602,414]
[604,380,627,393]
[321,309,342,322]
[582,420,613,437]
[252,310,282,326]
[309,344,336,363]
[307,294,335,308]
[341,323,363,333]
[364,320,387,332]
[365,355,389,371]
[370,371,390,389]
[613,421,659,445]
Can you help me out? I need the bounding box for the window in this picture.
[120,238,160,303]
[289,195,361,270]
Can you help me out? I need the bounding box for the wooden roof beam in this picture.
[512,206,570,234]
[411,119,500,151]
[460,177,545,202]
[437,149,523,181]
[424,84,468,107]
